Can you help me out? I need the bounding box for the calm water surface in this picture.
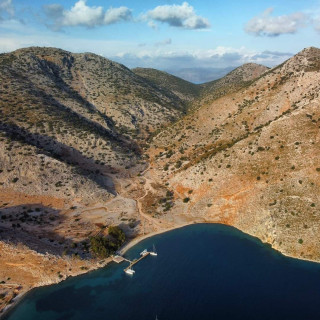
[5,224,320,320]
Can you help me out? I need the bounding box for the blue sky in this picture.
[1,0,320,74]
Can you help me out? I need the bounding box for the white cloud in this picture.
[146,2,210,29]
[61,0,103,27]
[104,7,132,25]
[245,8,305,37]
[44,0,132,29]
[0,0,14,19]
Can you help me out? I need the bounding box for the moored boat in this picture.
[150,244,157,256]
[125,268,135,275]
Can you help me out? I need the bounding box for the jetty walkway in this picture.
[112,249,156,274]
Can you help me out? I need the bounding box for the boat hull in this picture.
[125,269,135,275]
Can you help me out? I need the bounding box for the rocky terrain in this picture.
[0,46,320,316]
[196,62,269,108]
[148,47,320,262]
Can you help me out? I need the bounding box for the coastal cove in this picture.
[4,224,320,320]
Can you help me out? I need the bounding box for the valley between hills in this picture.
[0,46,319,315]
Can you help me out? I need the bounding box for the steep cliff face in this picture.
[149,48,320,262]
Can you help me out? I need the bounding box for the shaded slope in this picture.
[133,67,200,104]
[0,46,195,202]
[4,47,187,133]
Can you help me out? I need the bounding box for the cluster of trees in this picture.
[89,226,126,258]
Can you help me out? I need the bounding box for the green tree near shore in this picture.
[90,226,126,258]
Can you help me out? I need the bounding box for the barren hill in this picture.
[197,63,269,107]
[148,47,320,262]
[1,47,187,132]
[1,46,320,315]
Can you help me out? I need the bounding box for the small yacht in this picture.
[150,244,157,256]
[125,268,135,275]
[140,249,148,256]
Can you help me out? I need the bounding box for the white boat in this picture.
[140,249,148,256]
[125,268,135,275]
[150,244,157,256]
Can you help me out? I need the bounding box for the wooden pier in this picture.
[124,252,150,273]
[112,248,157,274]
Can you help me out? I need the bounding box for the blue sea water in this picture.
[4,224,320,320]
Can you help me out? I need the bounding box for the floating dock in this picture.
[124,251,150,273]
[113,248,157,274]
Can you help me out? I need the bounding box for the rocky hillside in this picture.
[0,47,191,312]
[1,47,187,134]
[1,46,320,315]
[133,64,268,109]
[0,48,141,203]
[148,47,320,262]
[197,63,269,107]
[0,47,196,203]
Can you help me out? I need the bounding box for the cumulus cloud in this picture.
[245,8,305,36]
[104,7,132,25]
[59,0,103,27]
[43,0,132,30]
[146,2,210,29]
[0,0,14,20]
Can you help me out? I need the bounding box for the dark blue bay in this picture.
[4,224,320,320]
